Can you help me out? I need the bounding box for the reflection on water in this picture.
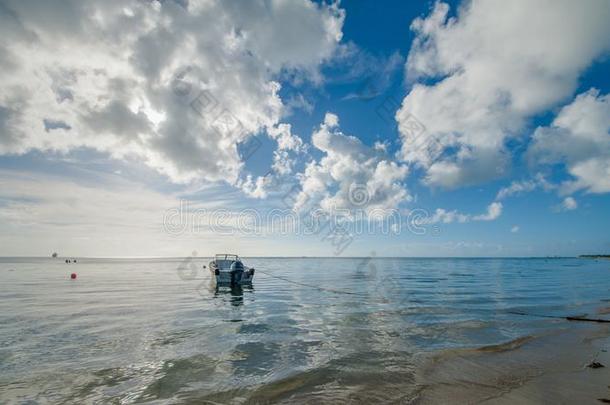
[1,257,609,403]
[213,284,253,307]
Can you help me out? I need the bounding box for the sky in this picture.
[0,0,609,258]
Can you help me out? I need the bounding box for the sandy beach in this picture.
[413,323,610,404]
[203,323,610,404]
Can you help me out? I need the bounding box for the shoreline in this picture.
[196,321,610,404]
[412,322,610,404]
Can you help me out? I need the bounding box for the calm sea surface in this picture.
[1,257,609,403]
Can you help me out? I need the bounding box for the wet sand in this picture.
[413,323,610,404]
[193,323,610,404]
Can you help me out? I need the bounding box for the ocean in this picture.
[1,257,609,403]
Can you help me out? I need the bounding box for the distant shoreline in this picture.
[0,255,593,260]
[580,255,610,259]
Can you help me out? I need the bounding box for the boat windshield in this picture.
[215,254,239,261]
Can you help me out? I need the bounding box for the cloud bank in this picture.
[397,0,610,188]
[0,0,344,184]
[529,89,610,194]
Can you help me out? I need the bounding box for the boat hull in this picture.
[213,270,254,285]
[209,261,254,285]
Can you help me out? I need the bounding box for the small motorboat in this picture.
[208,254,254,285]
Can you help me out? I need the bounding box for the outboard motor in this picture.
[230,260,244,284]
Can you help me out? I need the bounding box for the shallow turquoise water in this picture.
[1,257,609,403]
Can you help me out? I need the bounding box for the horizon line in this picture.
[0,255,594,260]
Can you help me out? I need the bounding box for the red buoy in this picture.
[70,273,77,279]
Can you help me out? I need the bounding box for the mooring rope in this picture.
[211,266,610,321]
[254,269,370,297]
[243,274,610,322]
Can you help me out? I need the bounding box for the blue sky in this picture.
[0,0,609,257]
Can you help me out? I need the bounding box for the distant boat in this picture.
[208,254,254,285]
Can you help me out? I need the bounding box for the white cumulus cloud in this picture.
[397,0,610,188]
[293,113,410,214]
[422,201,503,225]
[0,0,344,185]
[563,197,578,211]
[529,89,610,195]
[473,202,503,221]
[495,173,556,200]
